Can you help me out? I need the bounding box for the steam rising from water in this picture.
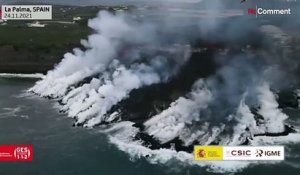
[257,83,288,133]
[30,6,300,173]
[31,11,190,126]
[144,79,213,144]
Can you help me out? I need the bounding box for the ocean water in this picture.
[0,77,300,175]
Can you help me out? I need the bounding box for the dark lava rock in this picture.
[134,132,197,153]
[277,90,299,108]
[254,125,296,137]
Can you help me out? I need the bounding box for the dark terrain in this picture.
[0,5,134,73]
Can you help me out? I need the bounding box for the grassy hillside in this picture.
[0,5,99,73]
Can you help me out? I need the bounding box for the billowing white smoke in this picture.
[230,94,257,145]
[256,82,288,133]
[74,60,164,127]
[30,11,190,126]
[144,79,213,145]
[101,83,297,173]
[144,80,290,146]
[28,4,297,173]
[31,11,129,98]
[227,82,289,145]
[297,89,300,107]
[106,121,252,174]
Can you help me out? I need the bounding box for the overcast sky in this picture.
[1,0,298,8]
[2,0,129,5]
[2,0,152,6]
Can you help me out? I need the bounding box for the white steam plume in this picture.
[297,89,300,108]
[144,79,213,144]
[28,3,299,173]
[80,60,164,127]
[30,11,129,97]
[143,80,291,146]
[257,82,288,133]
[30,11,190,127]
[229,94,257,145]
[229,82,290,145]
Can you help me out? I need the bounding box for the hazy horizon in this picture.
[1,0,298,8]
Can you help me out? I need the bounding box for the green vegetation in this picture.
[0,5,136,53]
[0,24,90,49]
[0,5,135,73]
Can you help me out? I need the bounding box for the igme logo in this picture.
[255,149,264,157]
[255,149,282,157]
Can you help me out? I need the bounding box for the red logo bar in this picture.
[0,145,33,162]
[248,8,257,15]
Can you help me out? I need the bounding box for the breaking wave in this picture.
[0,73,44,79]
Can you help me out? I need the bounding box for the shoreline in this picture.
[0,73,44,78]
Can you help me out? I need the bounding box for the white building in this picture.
[27,21,46,28]
[0,19,8,25]
[73,16,81,21]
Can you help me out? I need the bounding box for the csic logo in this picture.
[230,149,251,156]
[224,147,253,160]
